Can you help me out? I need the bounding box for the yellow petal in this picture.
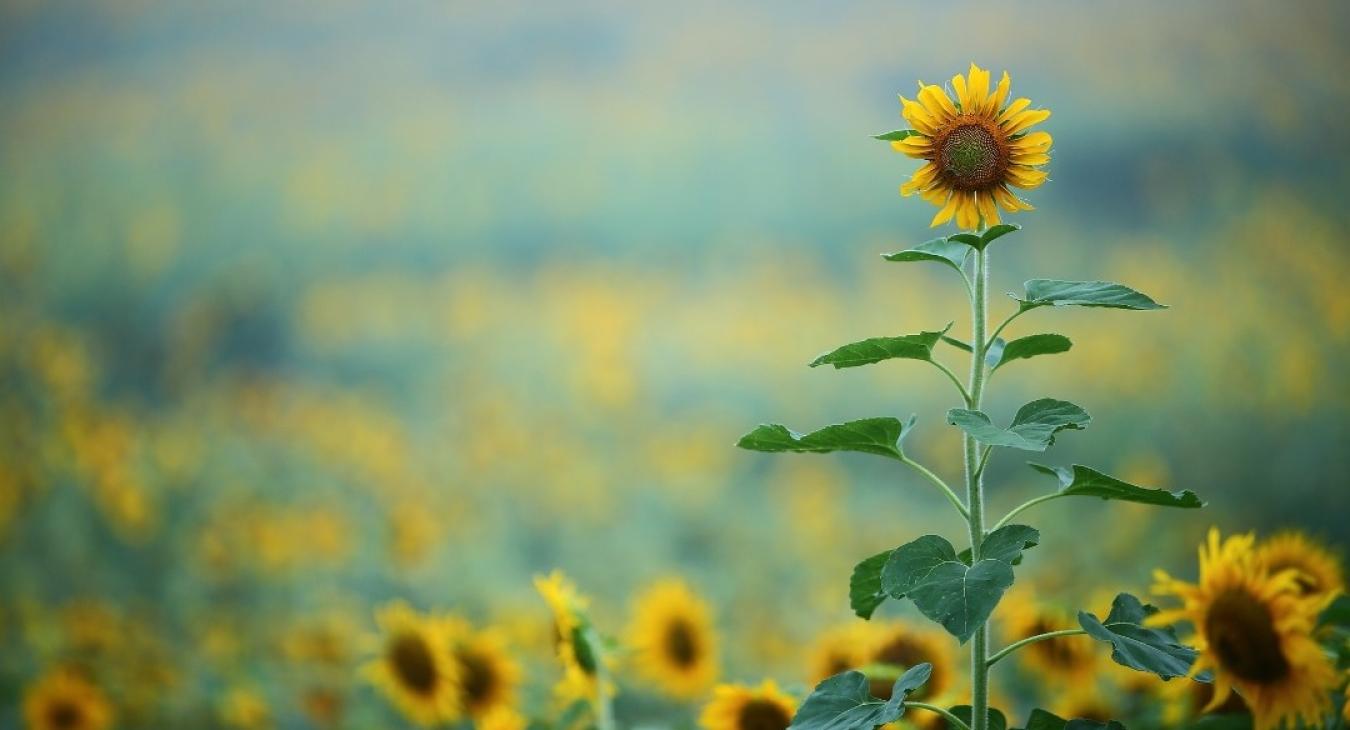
[955,192,980,230]
[1006,167,1048,189]
[930,193,960,227]
[920,185,949,206]
[1004,108,1051,135]
[967,63,990,113]
[892,136,933,159]
[900,163,938,196]
[899,96,939,136]
[951,73,970,111]
[1010,131,1052,153]
[997,98,1031,124]
[917,84,958,120]
[992,185,1020,213]
[1010,153,1050,166]
[976,190,999,226]
[988,71,1011,115]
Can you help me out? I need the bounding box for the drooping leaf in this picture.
[874,129,920,141]
[1028,463,1204,509]
[881,535,1015,643]
[788,666,931,730]
[947,399,1090,452]
[883,238,972,276]
[949,706,1008,730]
[1078,593,1202,680]
[979,525,1041,564]
[810,325,952,369]
[1015,280,1166,312]
[990,334,1072,371]
[850,550,892,620]
[737,417,911,461]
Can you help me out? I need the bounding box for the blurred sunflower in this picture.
[445,617,522,721]
[1152,529,1338,730]
[1256,531,1344,599]
[892,63,1051,228]
[999,591,1096,684]
[627,578,718,699]
[1156,676,1248,727]
[535,571,610,703]
[806,621,876,683]
[865,622,957,702]
[23,667,113,730]
[1052,684,1117,724]
[699,680,796,730]
[363,601,462,726]
[219,687,271,730]
[477,705,528,730]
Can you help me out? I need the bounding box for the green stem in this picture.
[973,445,993,481]
[905,702,974,730]
[899,456,969,520]
[964,244,991,730]
[929,360,973,407]
[587,628,616,730]
[986,629,1089,668]
[991,493,1064,531]
[985,309,1024,350]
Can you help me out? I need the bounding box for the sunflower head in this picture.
[699,680,797,730]
[627,578,719,699]
[805,621,877,684]
[865,622,957,702]
[363,601,462,727]
[445,617,522,720]
[1151,528,1339,730]
[891,63,1051,229]
[999,590,1097,683]
[23,667,113,730]
[534,571,610,703]
[1256,531,1345,599]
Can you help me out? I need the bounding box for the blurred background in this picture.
[1,0,1348,727]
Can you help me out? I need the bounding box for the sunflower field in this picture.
[1,2,1348,730]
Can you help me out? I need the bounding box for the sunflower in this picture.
[1051,684,1117,724]
[999,590,1097,684]
[535,571,610,703]
[806,621,877,683]
[891,63,1051,228]
[699,680,797,730]
[865,622,958,703]
[1151,528,1339,730]
[1256,531,1345,599]
[477,705,528,730]
[445,617,523,720]
[627,578,719,699]
[1157,676,1248,727]
[23,667,113,730]
[363,601,462,726]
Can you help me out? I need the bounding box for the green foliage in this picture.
[942,335,973,352]
[874,129,920,141]
[1027,463,1204,508]
[1078,593,1201,680]
[987,334,1072,371]
[850,550,892,619]
[948,224,1020,251]
[947,399,1090,451]
[1015,710,1127,730]
[880,529,1038,642]
[1318,594,1350,630]
[883,238,972,275]
[788,665,931,730]
[950,706,1008,730]
[1015,280,1166,311]
[737,416,913,461]
[810,326,951,369]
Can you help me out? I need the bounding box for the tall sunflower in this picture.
[535,571,610,703]
[999,590,1097,685]
[23,668,113,730]
[627,578,719,699]
[1152,528,1339,730]
[445,617,523,721]
[363,601,462,727]
[865,622,958,703]
[891,63,1051,228]
[699,680,797,730]
[1256,531,1345,599]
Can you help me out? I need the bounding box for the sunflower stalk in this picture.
[964,240,991,730]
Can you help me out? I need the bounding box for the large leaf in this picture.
[810,325,951,369]
[881,535,1016,643]
[979,224,1021,247]
[988,334,1072,371]
[1015,280,1166,312]
[1028,463,1204,508]
[850,550,892,620]
[979,525,1041,564]
[883,238,972,276]
[950,706,1008,730]
[737,417,911,461]
[947,399,1090,452]
[1078,593,1201,680]
[788,666,931,730]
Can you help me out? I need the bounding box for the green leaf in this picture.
[946,399,1090,452]
[883,238,971,276]
[980,524,1041,564]
[1318,594,1350,630]
[948,233,982,247]
[1019,709,1067,730]
[989,334,1073,371]
[1015,279,1166,312]
[737,417,911,461]
[942,335,973,353]
[950,706,1007,730]
[1065,721,1126,730]
[850,551,892,620]
[810,325,951,369]
[1028,463,1204,508]
[874,129,920,141]
[788,666,930,730]
[1078,593,1201,680]
[881,535,1015,643]
[981,224,1020,247]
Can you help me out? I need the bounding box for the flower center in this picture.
[936,120,1006,191]
[663,618,700,669]
[1204,590,1291,683]
[737,699,791,730]
[870,635,941,701]
[390,633,439,695]
[457,647,498,709]
[48,700,85,730]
